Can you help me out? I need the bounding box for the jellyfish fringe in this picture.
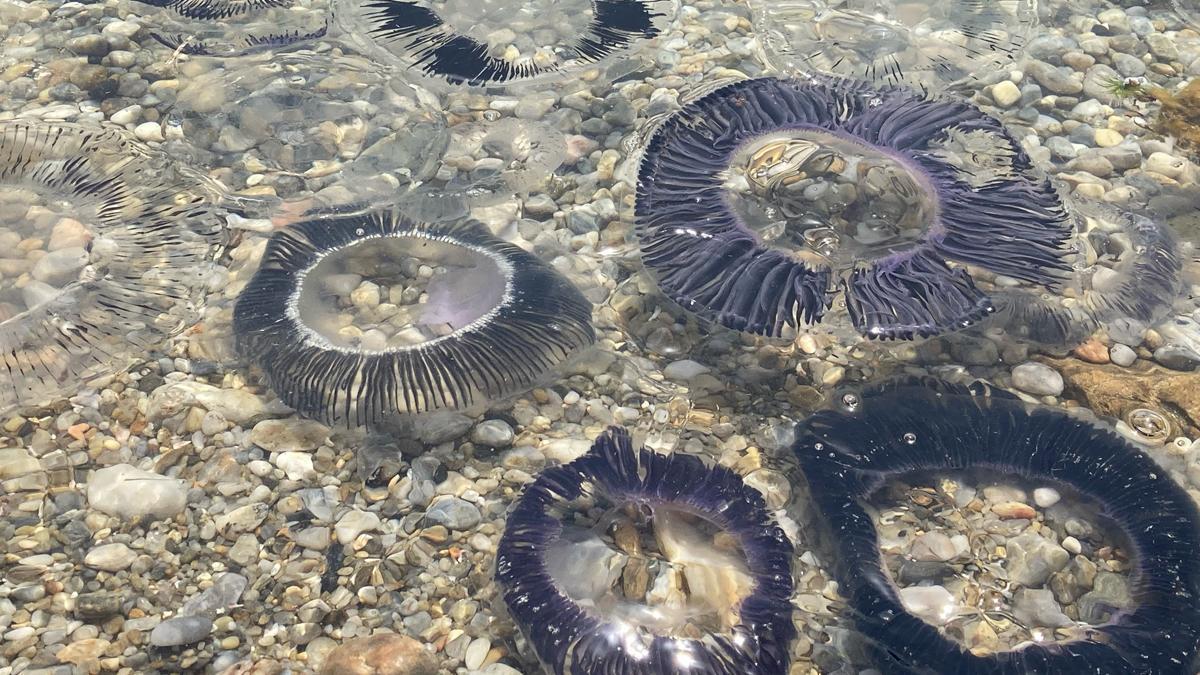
[232,210,595,426]
[793,378,1200,674]
[137,0,293,20]
[496,426,796,675]
[989,205,1182,346]
[340,0,669,86]
[635,76,1071,340]
[0,121,225,412]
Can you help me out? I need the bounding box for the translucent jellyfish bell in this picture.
[233,209,595,426]
[0,121,225,411]
[753,0,1039,93]
[135,0,331,56]
[988,201,1183,346]
[400,117,567,222]
[161,52,448,210]
[333,0,678,89]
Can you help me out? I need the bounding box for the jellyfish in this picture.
[399,117,568,223]
[0,121,225,412]
[635,76,1072,340]
[794,378,1200,674]
[232,209,595,426]
[136,0,330,56]
[989,202,1183,346]
[161,52,448,211]
[752,0,1039,94]
[496,426,795,675]
[333,0,676,88]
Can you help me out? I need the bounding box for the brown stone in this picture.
[319,634,438,675]
[992,501,1037,520]
[1053,359,1200,435]
[55,638,109,672]
[1072,338,1110,364]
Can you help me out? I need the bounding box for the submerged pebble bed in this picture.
[0,0,1199,674]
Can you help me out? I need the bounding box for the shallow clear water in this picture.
[0,0,1199,673]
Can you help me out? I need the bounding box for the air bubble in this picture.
[902,432,917,444]
[841,392,860,410]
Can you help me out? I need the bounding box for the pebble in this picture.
[149,616,213,647]
[991,81,1022,108]
[134,121,164,142]
[276,452,317,481]
[87,464,187,521]
[1032,487,1061,508]
[249,419,329,453]
[334,510,381,545]
[83,543,137,572]
[898,585,958,626]
[909,532,958,562]
[663,359,710,380]
[1093,128,1122,147]
[1013,588,1073,628]
[991,501,1036,520]
[413,411,472,444]
[470,420,514,448]
[179,573,248,618]
[1145,152,1187,179]
[148,381,270,425]
[319,634,437,675]
[424,496,482,530]
[1006,532,1070,586]
[1073,338,1110,364]
[1010,362,1064,397]
[464,637,491,670]
[1110,343,1137,367]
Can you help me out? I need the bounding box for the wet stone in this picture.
[1011,362,1064,397]
[423,497,482,531]
[87,464,187,521]
[75,593,122,620]
[149,615,213,647]
[470,420,514,448]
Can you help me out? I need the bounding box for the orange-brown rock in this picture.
[1052,359,1200,436]
[319,634,438,675]
[1072,338,1110,364]
[992,502,1037,520]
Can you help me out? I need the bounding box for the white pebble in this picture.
[133,122,164,142]
[464,637,491,670]
[1033,487,1061,508]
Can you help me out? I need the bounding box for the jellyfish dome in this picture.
[989,201,1183,346]
[136,0,331,57]
[232,209,595,426]
[161,52,448,210]
[333,0,677,88]
[635,76,1073,340]
[496,426,796,675]
[753,0,1038,94]
[794,378,1200,674]
[0,121,225,411]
